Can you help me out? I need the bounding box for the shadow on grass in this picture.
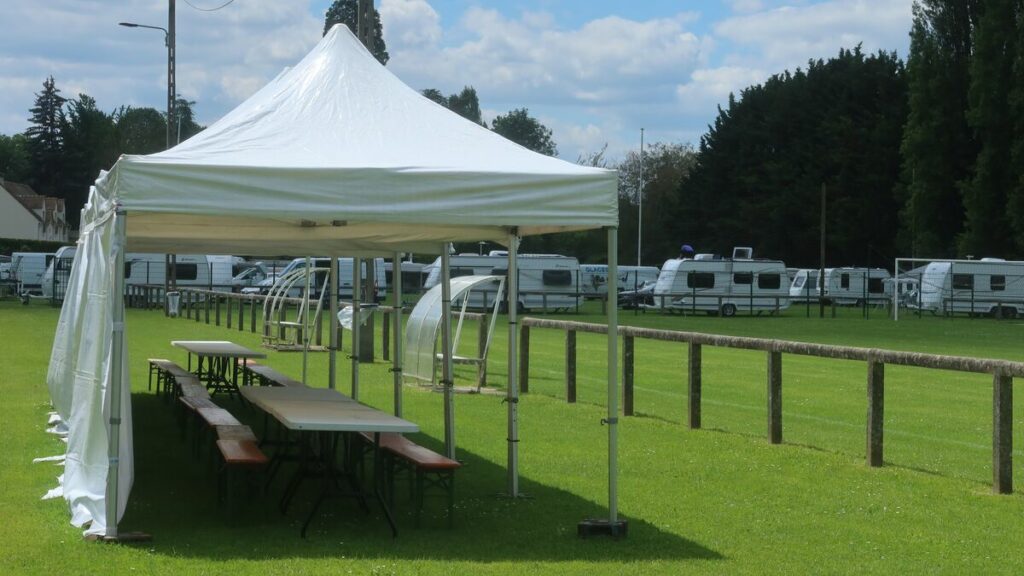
[125,392,722,564]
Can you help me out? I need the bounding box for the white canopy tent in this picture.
[46,25,620,538]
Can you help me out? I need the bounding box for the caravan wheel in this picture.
[721,303,737,317]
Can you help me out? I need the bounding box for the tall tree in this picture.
[490,108,557,156]
[171,97,204,143]
[62,94,118,228]
[616,142,698,264]
[679,47,907,267]
[420,86,484,125]
[959,0,1018,257]
[0,134,31,182]
[898,0,981,257]
[1010,1,1024,253]
[114,107,167,155]
[323,0,389,65]
[24,76,67,198]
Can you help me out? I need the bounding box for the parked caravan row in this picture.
[41,248,245,299]
[906,259,1024,318]
[649,248,791,316]
[423,253,580,312]
[578,264,661,298]
[789,267,891,305]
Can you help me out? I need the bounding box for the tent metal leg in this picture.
[329,257,339,390]
[392,252,403,417]
[441,246,455,459]
[352,258,361,400]
[506,232,521,497]
[105,209,127,539]
[578,226,627,538]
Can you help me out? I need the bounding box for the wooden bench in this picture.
[240,360,308,388]
[216,439,269,520]
[360,432,461,527]
[148,358,195,397]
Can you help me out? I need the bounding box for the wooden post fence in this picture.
[520,316,1024,495]
[519,325,530,393]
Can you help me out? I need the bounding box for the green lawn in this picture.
[3,299,1024,575]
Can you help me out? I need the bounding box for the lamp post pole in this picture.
[119,1,175,148]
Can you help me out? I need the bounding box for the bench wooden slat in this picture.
[216,424,258,442]
[197,407,242,428]
[217,439,269,466]
[179,396,218,412]
[242,361,308,388]
[361,432,461,470]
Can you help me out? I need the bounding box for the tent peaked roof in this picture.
[99,24,617,254]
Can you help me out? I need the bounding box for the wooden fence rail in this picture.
[520,316,1023,494]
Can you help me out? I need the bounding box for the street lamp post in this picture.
[119,0,175,149]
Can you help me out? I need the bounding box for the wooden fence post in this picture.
[226,294,233,328]
[250,296,257,333]
[477,314,488,387]
[215,294,221,326]
[238,297,244,332]
[382,311,390,361]
[623,335,635,416]
[519,325,530,393]
[566,330,577,403]
[204,293,211,324]
[867,360,884,467]
[688,342,701,429]
[767,350,782,444]
[993,371,1013,494]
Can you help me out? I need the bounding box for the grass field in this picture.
[3,299,1024,575]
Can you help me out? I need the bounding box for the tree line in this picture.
[0,76,202,230]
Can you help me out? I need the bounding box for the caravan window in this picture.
[758,273,781,289]
[170,263,199,281]
[490,267,508,277]
[733,272,753,285]
[840,273,850,289]
[952,274,973,290]
[542,269,573,286]
[450,267,475,278]
[868,278,885,294]
[124,262,133,279]
[991,275,1006,291]
[687,272,715,289]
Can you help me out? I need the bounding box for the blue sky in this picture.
[0,0,913,161]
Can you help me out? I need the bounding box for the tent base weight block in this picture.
[577,518,628,539]
[98,531,153,543]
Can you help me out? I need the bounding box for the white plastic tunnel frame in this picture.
[46,24,620,540]
[403,274,505,389]
[262,262,331,353]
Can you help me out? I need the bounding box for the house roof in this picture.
[1,180,65,224]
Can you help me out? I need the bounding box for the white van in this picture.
[11,251,56,295]
[423,252,581,312]
[651,248,790,316]
[909,259,1024,317]
[579,264,661,298]
[789,267,891,305]
[41,246,77,299]
[247,257,387,300]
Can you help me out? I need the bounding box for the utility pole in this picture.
[357,0,376,362]
[167,0,177,292]
[819,183,826,319]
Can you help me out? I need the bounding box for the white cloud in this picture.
[380,0,442,48]
[714,0,913,71]
[675,66,768,114]
[728,0,766,13]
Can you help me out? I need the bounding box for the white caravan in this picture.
[579,264,661,298]
[423,252,581,312]
[247,257,387,300]
[10,251,56,295]
[789,267,891,305]
[909,259,1024,317]
[651,248,790,316]
[42,249,240,299]
[384,260,428,294]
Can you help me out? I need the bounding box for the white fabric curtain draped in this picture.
[45,191,133,536]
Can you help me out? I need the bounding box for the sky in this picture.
[0,0,914,161]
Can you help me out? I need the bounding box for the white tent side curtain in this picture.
[46,191,133,536]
